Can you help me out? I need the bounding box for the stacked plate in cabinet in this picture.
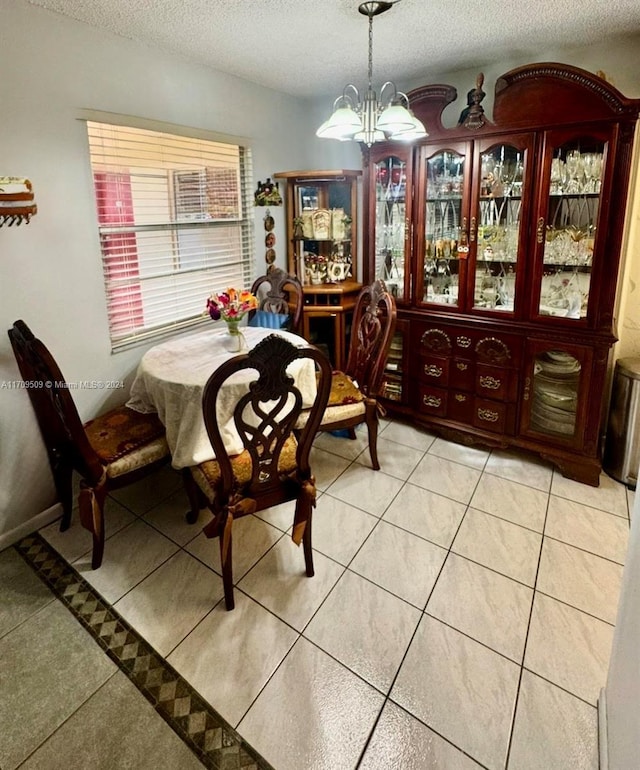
[531,352,580,435]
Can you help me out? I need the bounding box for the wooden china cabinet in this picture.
[362,64,640,485]
[274,169,362,369]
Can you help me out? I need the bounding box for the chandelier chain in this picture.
[367,10,374,92]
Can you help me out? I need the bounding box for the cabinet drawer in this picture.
[450,358,474,391]
[419,356,449,385]
[449,391,473,423]
[473,399,508,433]
[475,334,522,367]
[475,364,517,401]
[418,385,447,417]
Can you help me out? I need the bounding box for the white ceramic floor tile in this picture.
[113,550,223,655]
[185,514,284,583]
[537,537,623,624]
[39,496,136,565]
[524,592,614,705]
[427,553,533,662]
[350,521,447,608]
[379,421,437,451]
[550,471,628,518]
[428,437,490,470]
[305,570,421,692]
[238,637,384,770]
[309,446,353,491]
[508,670,598,770]
[485,449,553,492]
[452,508,542,586]
[545,495,629,564]
[325,464,404,516]
[391,615,519,770]
[237,537,344,630]
[470,474,548,532]
[312,494,378,565]
[73,519,179,604]
[108,466,184,514]
[142,488,210,546]
[355,436,425,479]
[359,701,482,769]
[313,428,370,461]
[407,454,481,504]
[383,483,466,548]
[167,592,298,727]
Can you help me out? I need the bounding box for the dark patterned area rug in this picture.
[15,532,274,770]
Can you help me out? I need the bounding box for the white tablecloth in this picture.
[126,326,316,469]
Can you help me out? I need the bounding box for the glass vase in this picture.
[225,318,243,352]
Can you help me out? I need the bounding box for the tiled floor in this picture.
[2,418,634,769]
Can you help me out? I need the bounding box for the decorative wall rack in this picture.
[0,177,37,227]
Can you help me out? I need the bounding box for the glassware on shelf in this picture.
[375,156,408,300]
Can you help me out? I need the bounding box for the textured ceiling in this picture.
[27,0,640,99]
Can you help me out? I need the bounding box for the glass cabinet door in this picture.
[373,149,412,302]
[471,138,531,314]
[535,131,608,321]
[521,342,590,448]
[417,144,469,309]
[293,179,356,285]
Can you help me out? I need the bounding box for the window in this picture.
[86,121,254,349]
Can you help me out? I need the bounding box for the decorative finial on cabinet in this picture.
[0,177,37,227]
[458,73,487,130]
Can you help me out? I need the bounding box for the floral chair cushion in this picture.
[191,435,299,503]
[84,406,168,464]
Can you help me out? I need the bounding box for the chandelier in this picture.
[316,1,427,146]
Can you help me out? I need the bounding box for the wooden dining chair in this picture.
[8,320,171,568]
[248,267,304,333]
[184,333,331,610]
[297,279,397,470]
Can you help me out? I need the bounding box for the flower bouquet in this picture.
[206,288,258,351]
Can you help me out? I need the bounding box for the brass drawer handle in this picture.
[477,408,499,423]
[424,364,443,378]
[423,395,442,408]
[456,362,468,371]
[479,375,501,390]
[455,394,467,402]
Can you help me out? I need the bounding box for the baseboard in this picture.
[598,687,609,770]
[0,502,62,551]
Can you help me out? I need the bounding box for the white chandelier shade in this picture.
[316,2,427,146]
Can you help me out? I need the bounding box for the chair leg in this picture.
[78,481,107,569]
[182,469,203,524]
[303,508,314,578]
[219,519,235,610]
[347,427,357,440]
[366,409,380,471]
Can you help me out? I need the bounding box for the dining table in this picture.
[126,325,317,469]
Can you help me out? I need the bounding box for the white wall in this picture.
[0,0,316,544]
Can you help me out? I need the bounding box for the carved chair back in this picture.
[202,334,331,506]
[344,280,397,398]
[250,268,304,332]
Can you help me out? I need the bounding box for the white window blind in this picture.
[86,121,254,350]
